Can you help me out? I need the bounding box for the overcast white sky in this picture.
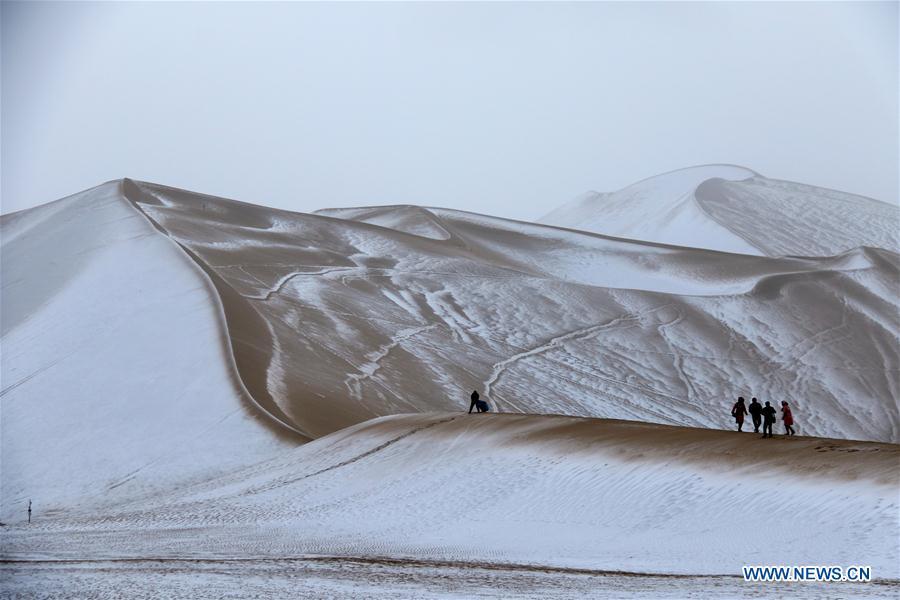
[2,1,897,219]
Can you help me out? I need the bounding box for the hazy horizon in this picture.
[2,1,897,219]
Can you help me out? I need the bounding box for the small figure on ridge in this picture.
[468,389,490,413]
[761,401,777,438]
[781,401,795,436]
[748,397,763,433]
[468,390,480,414]
[731,397,748,432]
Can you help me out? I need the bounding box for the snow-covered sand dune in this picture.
[0,184,302,522]
[4,413,898,579]
[1,174,897,524]
[124,178,899,442]
[2,174,898,594]
[539,165,899,256]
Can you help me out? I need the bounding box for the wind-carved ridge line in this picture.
[118,179,309,440]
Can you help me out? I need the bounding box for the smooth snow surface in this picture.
[539,165,899,256]
[4,414,898,579]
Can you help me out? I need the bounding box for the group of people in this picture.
[467,389,797,440]
[731,396,795,438]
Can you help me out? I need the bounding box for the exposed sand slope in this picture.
[539,165,899,256]
[117,179,897,442]
[5,413,897,578]
[0,182,302,522]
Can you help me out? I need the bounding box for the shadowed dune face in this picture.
[119,179,900,443]
[5,414,897,577]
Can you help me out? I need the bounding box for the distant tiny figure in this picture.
[476,399,490,413]
[731,397,748,432]
[781,401,795,436]
[748,397,762,433]
[761,401,777,438]
[468,390,480,414]
[27,500,31,524]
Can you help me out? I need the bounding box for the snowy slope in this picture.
[539,165,899,256]
[4,413,898,579]
[0,183,301,522]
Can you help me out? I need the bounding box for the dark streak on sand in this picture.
[2,556,898,587]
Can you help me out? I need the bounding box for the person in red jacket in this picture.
[781,401,795,436]
[731,397,748,432]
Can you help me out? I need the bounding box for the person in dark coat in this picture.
[781,401,795,436]
[748,397,763,433]
[468,390,480,414]
[731,397,748,431]
[761,401,777,438]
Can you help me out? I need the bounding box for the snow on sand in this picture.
[2,171,898,597]
[4,414,898,581]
